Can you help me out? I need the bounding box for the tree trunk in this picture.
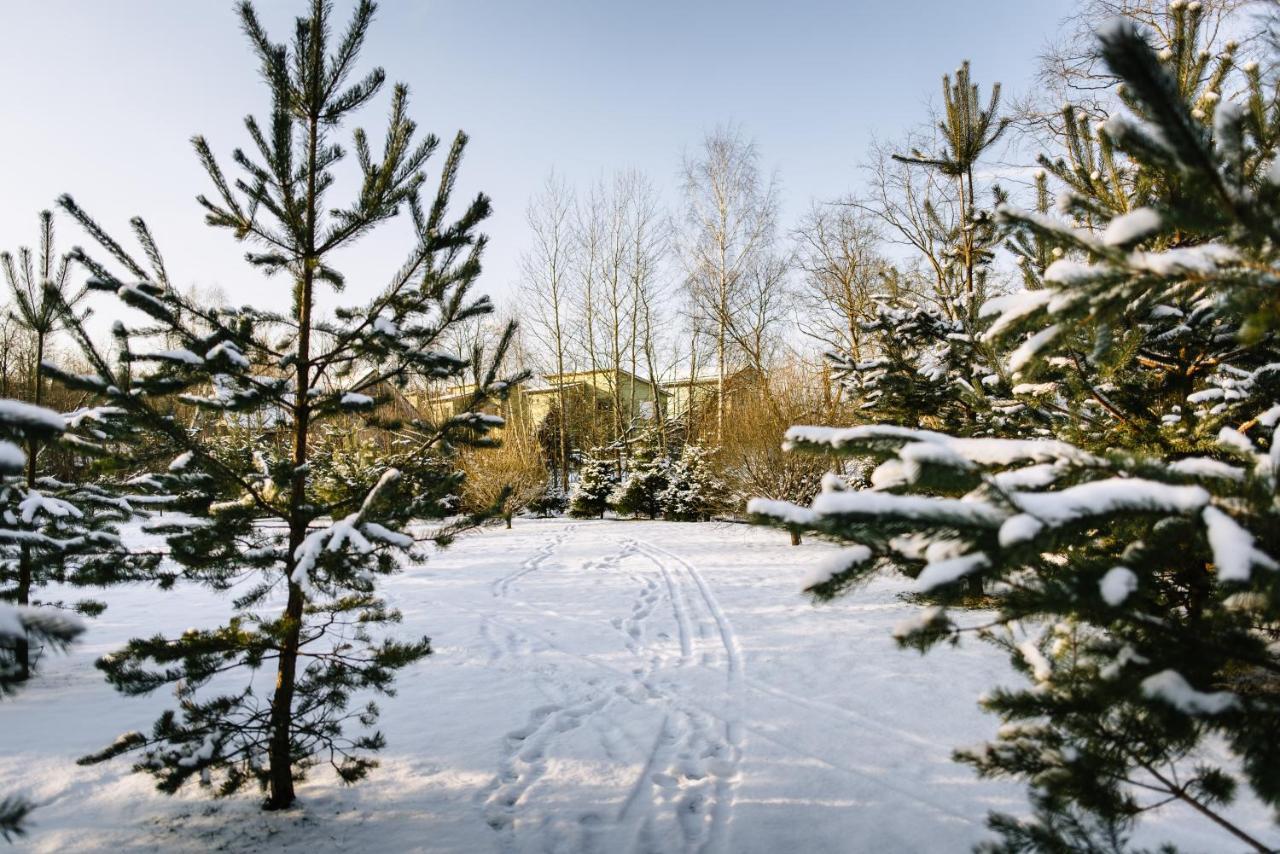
[716,327,726,443]
[14,332,47,681]
[962,167,976,326]
[641,300,668,451]
[585,271,600,447]
[267,114,320,812]
[265,580,304,810]
[789,530,802,547]
[966,574,982,599]
[555,354,569,491]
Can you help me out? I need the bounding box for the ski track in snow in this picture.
[473,527,985,852]
[474,529,745,853]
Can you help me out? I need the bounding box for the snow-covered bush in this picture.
[660,444,723,521]
[754,14,1280,851]
[610,446,671,519]
[568,450,617,519]
[527,484,568,517]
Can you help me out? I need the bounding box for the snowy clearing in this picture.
[0,518,1266,852]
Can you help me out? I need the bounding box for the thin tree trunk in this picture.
[610,282,624,467]
[267,113,319,812]
[642,309,667,450]
[627,302,638,447]
[14,332,46,681]
[555,349,568,491]
[585,272,599,447]
[962,166,975,325]
[716,326,726,443]
[687,327,700,445]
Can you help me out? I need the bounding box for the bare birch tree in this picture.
[518,171,577,489]
[571,181,606,446]
[598,174,633,460]
[679,124,781,441]
[793,201,888,359]
[621,171,670,449]
[853,137,965,320]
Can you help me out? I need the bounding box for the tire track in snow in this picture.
[742,676,944,751]
[622,537,693,665]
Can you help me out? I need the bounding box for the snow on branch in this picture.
[802,545,873,590]
[1202,506,1278,583]
[1007,478,1209,527]
[1140,670,1237,715]
[290,469,410,598]
[810,491,1007,529]
[784,425,1099,467]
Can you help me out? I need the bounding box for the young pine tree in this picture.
[611,445,671,520]
[754,16,1280,852]
[0,212,154,682]
[0,397,87,839]
[527,484,569,517]
[58,0,519,811]
[660,444,723,521]
[568,450,617,519]
[894,60,1009,328]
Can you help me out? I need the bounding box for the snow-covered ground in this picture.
[0,518,1267,851]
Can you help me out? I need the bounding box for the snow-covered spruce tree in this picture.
[568,449,617,519]
[527,484,568,518]
[56,0,519,811]
[753,18,1280,853]
[611,444,671,520]
[660,444,723,521]
[0,212,155,681]
[834,298,998,435]
[0,397,87,839]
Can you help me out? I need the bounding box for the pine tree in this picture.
[568,449,616,519]
[660,444,722,521]
[527,484,568,518]
[610,444,671,519]
[754,13,1280,852]
[0,212,154,681]
[0,396,87,840]
[56,0,519,811]
[894,60,1009,327]
[834,297,990,433]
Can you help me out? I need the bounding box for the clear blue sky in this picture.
[0,0,1075,317]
